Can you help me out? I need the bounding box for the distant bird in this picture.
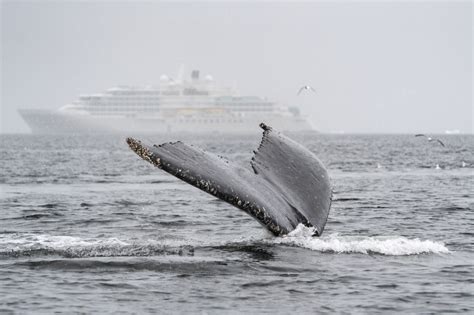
[415,134,445,147]
[297,85,316,95]
[435,164,441,170]
[461,161,467,168]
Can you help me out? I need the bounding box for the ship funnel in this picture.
[191,70,200,80]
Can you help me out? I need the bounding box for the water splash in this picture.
[0,228,450,258]
[272,224,450,256]
[0,234,193,258]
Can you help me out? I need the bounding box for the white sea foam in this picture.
[272,224,450,256]
[0,228,450,257]
[0,234,193,258]
[0,234,129,251]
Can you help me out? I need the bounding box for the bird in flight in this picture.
[297,85,316,95]
[415,134,445,147]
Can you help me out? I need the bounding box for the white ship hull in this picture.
[19,69,316,135]
[19,109,314,135]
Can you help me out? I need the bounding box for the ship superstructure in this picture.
[19,70,313,134]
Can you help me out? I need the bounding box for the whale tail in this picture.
[127,123,332,236]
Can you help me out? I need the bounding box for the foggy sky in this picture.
[1,1,472,134]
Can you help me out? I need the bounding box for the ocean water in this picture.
[0,132,472,314]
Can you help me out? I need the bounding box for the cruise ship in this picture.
[19,70,314,134]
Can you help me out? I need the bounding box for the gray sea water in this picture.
[0,132,473,314]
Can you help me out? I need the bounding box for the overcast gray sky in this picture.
[1,0,472,134]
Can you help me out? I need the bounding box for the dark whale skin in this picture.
[126,123,332,236]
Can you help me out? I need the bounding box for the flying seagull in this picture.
[415,134,445,147]
[297,85,316,95]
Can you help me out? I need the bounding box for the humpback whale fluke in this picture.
[126,124,332,236]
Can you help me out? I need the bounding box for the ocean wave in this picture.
[271,224,450,256]
[0,227,451,259]
[0,234,194,258]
